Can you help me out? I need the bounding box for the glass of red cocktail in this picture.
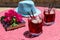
[44,8,55,26]
[24,16,43,38]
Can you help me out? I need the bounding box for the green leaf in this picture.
[12,23,17,27]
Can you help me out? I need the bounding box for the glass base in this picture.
[24,31,42,38]
[44,21,54,26]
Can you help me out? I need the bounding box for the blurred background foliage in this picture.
[0,0,60,8]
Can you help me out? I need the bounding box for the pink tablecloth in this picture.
[0,7,60,40]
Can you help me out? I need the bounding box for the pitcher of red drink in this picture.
[44,8,55,26]
[28,16,43,36]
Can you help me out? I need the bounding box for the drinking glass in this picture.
[24,16,43,38]
[44,8,55,26]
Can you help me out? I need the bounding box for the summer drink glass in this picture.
[24,16,43,38]
[44,8,55,26]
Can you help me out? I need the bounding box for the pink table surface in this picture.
[0,7,60,40]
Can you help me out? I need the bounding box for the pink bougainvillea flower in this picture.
[8,10,14,17]
[16,17,22,22]
[5,13,10,17]
[15,13,22,22]
[4,10,23,23]
[9,10,23,22]
[4,17,11,23]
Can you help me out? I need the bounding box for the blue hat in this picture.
[15,1,41,17]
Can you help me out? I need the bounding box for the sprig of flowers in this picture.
[4,10,22,23]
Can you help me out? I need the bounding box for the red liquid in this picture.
[28,19,43,33]
[44,10,55,23]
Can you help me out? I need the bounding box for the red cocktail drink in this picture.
[44,8,55,25]
[28,16,43,36]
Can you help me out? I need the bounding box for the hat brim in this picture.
[15,7,41,17]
